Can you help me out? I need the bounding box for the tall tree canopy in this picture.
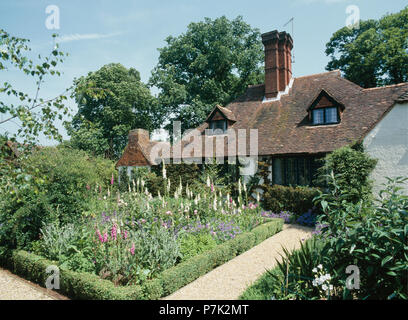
[326,6,408,88]
[68,63,161,159]
[149,16,264,132]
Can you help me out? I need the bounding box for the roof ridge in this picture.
[362,82,408,91]
[294,69,341,80]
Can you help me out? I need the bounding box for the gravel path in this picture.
[164,224,313,300]
[0,268,67,300]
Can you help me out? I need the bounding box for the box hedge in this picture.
[261,184,321,215]
[0,219,283,300]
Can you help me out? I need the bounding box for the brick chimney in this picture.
[261,30,293,99]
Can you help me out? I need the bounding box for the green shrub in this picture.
[261,184,321,215]
[158,219,283,296]
[316,144,377,203]
[0,146,115,250]
[179,232,217,262]
[316,176,408,300]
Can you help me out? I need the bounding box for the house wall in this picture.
[363,102,408,195]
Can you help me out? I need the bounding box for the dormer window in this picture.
[205,105,236,136]
[209,119,227,135]
[312,107,338,125]
[308,90,344,126]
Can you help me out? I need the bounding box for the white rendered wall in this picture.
[363,102,408,195]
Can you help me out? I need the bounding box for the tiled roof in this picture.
[189,71,408,157]
[118,70,408,166]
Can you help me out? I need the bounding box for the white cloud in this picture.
[55,32,122,43]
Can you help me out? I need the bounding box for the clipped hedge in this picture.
[261,184,321,215]
[0,219,283,300]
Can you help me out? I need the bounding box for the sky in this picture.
[0,0,407,145]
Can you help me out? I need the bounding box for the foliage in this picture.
[315,176,408,300]
[69,63,160,159]
[149,16,264,133]
[93,218,180,285]
[0,146,115,250]
[316,145,377,204]
[261,184,321,215]
[0,29,70,143]
[240,237,325,300]
[179,232,217,262]
[325,6,408,88]
[1,218,283,300]
[296,210,317,227]
[64,120,109,158]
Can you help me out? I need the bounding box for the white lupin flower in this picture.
[256,192,260,203]
[243,183,247,193]
[213,197,217,211]
[206,176,211,187]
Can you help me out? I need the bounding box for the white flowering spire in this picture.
[179,177,183,194]
[238,179,242,195]
[256,192,260,203]
[206,175,211,187]
[213,197,217,211]
[162,158,166,179]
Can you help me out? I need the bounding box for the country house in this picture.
[117,30,408,193]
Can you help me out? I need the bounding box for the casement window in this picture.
[209,120,227,135]
[312,107,338,125]
[272,157,322,186]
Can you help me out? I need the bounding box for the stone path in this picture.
[164,224,313,300]
[0,268,67,300]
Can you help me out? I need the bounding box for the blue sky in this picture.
[1,0,406,144]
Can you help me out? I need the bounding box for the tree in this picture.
[69,63,161,159]
[149,16,264,132]
[0,29,70,142]
[325,6,408,88]
[0,29,70,201]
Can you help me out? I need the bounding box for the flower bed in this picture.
[0,173,285,299]
[0,218,283,300]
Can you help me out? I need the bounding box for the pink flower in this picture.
[130,243,135,255]
[211,184,214,192]
[96,229,103,243]
[86,184,90,190]
[111,174,114,185]
[103,233,108,243]
[166,211,172,216]
[111,224,117,241]
[122,230,128,240]
[140,219,146,224]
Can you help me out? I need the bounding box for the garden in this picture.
[240,146,408,300]
[0,145,288,299]
[1,142,407,300]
